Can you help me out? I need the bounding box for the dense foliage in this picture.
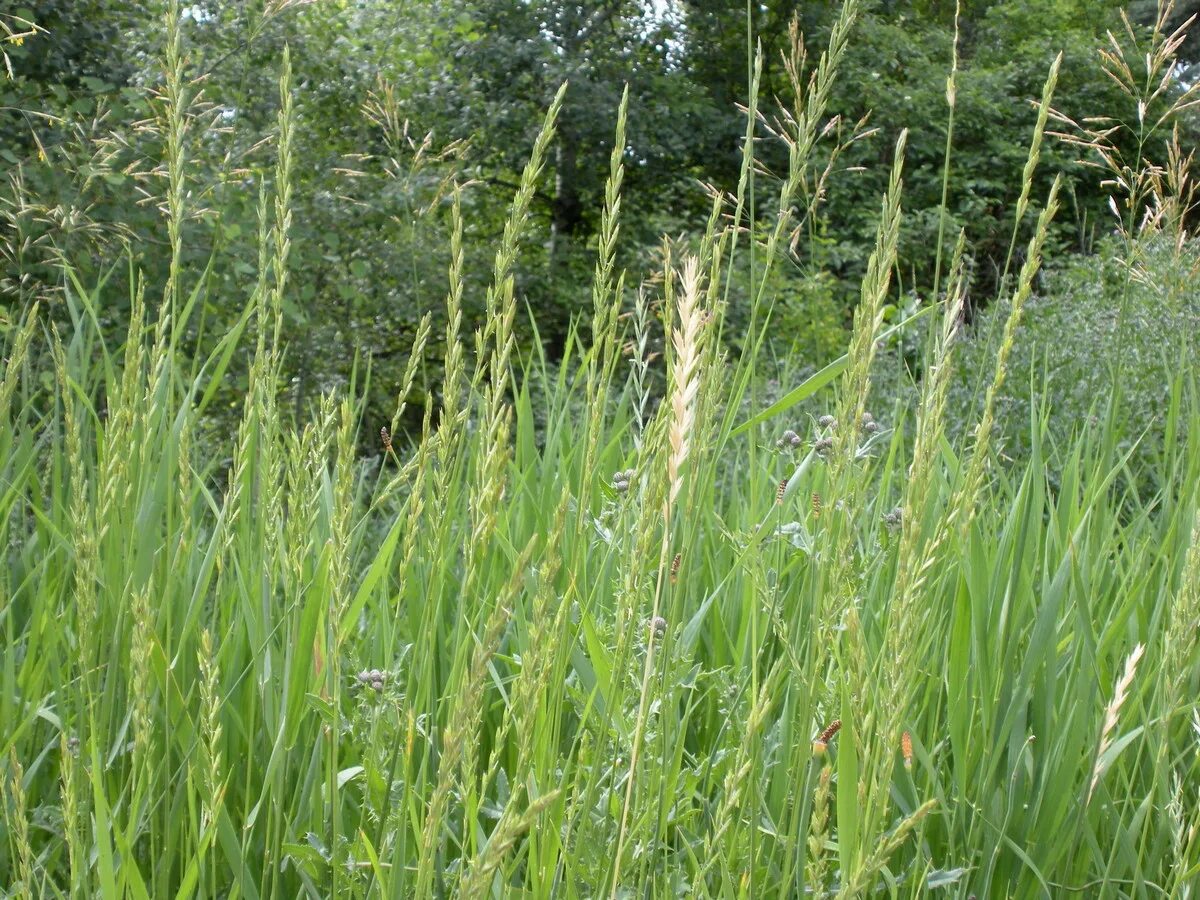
[4,0,1196,435]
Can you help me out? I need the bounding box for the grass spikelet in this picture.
[582,85,629,485]
[833,129,905,465]
[845,799,938,895]
[160,0,189,321]
[627,285,654,448]
[1161,508,1200,739]
[668,255,705,505]
[129,583,156,774]
[954,176,1061,544]
[416,534,537,897]
[5,749,34,895]
[459,790,562,899]
[436,184,468,461]
[388,311,433,440]
[1001,51,1061,285]
[1089,642,1145,804]
[59,734,84,896]
[0,301,37,422]
[197,627,225,893]
[805,765,834,894]
[696,660,788,886]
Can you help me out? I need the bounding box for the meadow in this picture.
[3,1,1200,897]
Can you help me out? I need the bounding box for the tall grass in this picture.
[3,2,1200,897]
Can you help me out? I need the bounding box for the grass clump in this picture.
[3,2,1200,898]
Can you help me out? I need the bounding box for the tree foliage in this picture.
[3,0,1196,433]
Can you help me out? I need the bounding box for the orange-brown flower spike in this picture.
[902,731,913,770]
[813,718,842,756]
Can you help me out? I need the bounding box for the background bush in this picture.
[949,235,1200,483]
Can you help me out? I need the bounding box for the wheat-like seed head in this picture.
[1089,642,1145,804]
[668,256,704,505]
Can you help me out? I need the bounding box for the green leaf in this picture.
[731,303,937,436]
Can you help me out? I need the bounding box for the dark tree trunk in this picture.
[549,130,583,275]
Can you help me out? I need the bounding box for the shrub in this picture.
[950,235,1199,480]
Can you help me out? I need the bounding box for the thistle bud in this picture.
[777,429,802,449]
[357,669,388,693]
[882,506,903,531]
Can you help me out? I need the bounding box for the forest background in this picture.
[6,0,1198,449]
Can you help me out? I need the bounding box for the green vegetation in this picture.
[3,0,1200,897]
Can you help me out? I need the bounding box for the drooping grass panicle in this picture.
[744,2,862,331]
